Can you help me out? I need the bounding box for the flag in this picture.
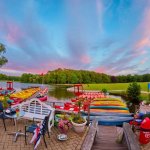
[31,117,47,150]
[30,126,40,144]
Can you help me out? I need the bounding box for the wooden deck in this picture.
[92,126,128,150]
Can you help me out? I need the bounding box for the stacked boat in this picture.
[83,97,134,126]
[36,87,48,102]
[78,92,106,99]
[10,87,40,104]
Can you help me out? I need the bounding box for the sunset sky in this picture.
[0,0,150,76]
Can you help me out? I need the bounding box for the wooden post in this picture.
[52,102,55,108]
[81,120,98,150]
[87,104,90,125]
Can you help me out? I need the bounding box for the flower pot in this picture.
[71,119,87,133]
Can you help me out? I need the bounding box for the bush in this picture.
[127,82,141,105]
[101,88,107,94]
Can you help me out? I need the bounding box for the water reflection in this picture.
[48,85,75,100]
[0,81,75,101]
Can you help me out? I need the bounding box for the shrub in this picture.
[127,82,141,105]
[101,88,107,94]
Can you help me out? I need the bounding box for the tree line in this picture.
[1,68,150,84]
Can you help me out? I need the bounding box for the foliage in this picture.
[0,74,20,81]
[71,98,87,124]
[2,68,150,85]
[71,113,85,124]
[2,95,10,109]
[126,82,141,105]
[0,43,8,67]
[20,68,111,84]
[101,88,107,94]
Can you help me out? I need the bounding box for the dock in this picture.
[81,121,140,150]
[92,126,128,150]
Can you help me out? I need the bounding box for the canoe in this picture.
[90,106,129,110]
[81,111,134,117]
[94,98,122,102]
[91,101,126,107]
[87,115,134,126]
[90,109,129,113]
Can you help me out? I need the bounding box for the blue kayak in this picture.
[81,111,134,117]
[90,105,129,110]
[87,115,134,126]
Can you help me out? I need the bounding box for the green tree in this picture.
[127,82,141,113]
[0,43,8,67]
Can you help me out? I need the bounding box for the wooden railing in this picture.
[123,122,141,150]
[81,120,98,150]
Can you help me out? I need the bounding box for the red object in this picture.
[7,81,13,90]
[74,84,83,96]
[38,96,47,102]
[40,73,44,76]
[139,117,150,144]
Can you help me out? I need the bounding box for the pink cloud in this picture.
[5,22,23,43]
[140,57,148,65]
[134,7,150,51]
[135,37,150,49]
[95,66,108,73]
[80,55,91,64]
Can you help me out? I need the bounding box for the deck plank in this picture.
[92,126,128,150]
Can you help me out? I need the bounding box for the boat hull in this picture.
[90,106,129,110]
[88,116,134,126]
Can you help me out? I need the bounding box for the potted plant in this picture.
[71,98,87,133]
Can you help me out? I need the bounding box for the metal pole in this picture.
[148,83,150,101]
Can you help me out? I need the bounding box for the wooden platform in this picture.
[92,126,128,150]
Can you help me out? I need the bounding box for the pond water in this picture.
[0,81,75,101]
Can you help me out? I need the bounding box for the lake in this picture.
[0,81,75,101]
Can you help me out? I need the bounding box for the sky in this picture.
[0,0,150,76]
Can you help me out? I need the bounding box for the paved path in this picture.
[0,119,87,150]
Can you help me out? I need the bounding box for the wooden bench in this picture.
[81,120,98,150]
[12,98,55,132]
[123,122,141,150]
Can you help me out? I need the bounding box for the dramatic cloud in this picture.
[0,0,150,75]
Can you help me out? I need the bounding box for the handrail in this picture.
[123,122,140,150]
[81,120,98,150]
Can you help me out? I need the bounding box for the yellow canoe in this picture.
[94,98,122,102]
[91,101,126,107]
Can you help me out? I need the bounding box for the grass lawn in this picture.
[83,82,150,103]
[83,82,149,91]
